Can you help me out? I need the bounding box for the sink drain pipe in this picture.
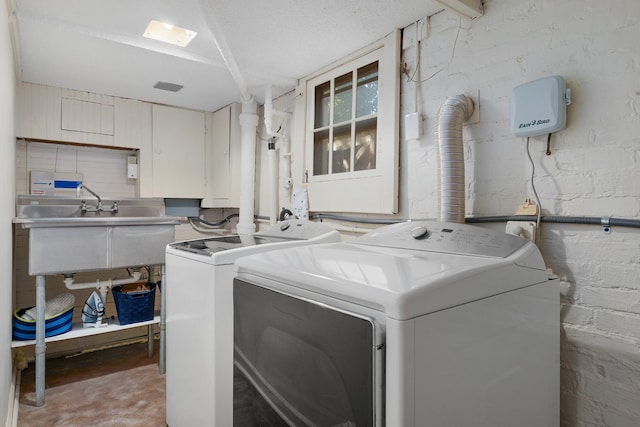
[63,270,142,307]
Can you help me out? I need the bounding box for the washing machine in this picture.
[233,220,559,427]
[164,220,341,427]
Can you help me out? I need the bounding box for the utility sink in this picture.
[14,195,181,275]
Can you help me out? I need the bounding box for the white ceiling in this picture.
[11,0,446,112]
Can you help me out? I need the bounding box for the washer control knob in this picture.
[279,222,291,231]
[410,225,429,239]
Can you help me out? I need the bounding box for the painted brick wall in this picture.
[399,1,640,425]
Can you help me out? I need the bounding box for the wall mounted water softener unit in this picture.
[510,75,570,137]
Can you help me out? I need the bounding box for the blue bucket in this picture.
[12,306,74,340]
[112,283,156,325]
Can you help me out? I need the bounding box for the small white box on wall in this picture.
[510,76,569,138]
[127,156,138,179]
[127,164,138,179]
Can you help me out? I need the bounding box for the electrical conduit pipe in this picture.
[436,94,475,223]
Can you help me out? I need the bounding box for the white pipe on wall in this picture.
[199,0,259,234]
[263,85,293,225]
[265,84,278,225]
[264,84,274,137]
[281,134,292,192]
[267,140,278,226]
[237,98,259,235]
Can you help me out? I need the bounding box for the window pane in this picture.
[356,62,378,118]
[333,72,353,124]
[314,82,331,129]
[313,129,330,175]
[355,118,376,171]
[332,124,351,174]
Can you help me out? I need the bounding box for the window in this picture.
[313,62,378,176]
[302,30,400,214]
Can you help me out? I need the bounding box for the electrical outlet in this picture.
[506,221,537,243]
[515,199,539,216]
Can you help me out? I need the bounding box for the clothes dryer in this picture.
[233,220,559,427]
[165,220,340,427]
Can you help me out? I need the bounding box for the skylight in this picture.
[143,20,197,47]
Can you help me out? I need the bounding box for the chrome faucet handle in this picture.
[111,201,119,213]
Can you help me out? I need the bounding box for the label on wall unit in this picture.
[30,171,54,195]
[30,171,83,196]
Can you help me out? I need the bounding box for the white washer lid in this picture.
[166,219,340,265]
[234,221,548,320]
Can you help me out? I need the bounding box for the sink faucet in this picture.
[76,183,102,208]
[77,183,118,213]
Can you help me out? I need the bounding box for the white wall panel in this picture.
[17,141,137,199]
[398,2,640,425]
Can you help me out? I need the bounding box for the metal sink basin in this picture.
[14,195,181,275]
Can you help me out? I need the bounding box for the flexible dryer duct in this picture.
[437,95,475,223]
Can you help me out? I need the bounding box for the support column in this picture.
[35,275,46,407]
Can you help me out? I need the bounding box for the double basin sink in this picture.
[14,195,181,275]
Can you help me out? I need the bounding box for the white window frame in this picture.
[300,30,400,214]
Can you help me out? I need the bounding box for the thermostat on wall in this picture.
[510,75,570,137]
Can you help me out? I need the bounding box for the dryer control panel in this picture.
[355,220,528,258]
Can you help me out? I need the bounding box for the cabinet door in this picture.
[211,106,231,199]
[114,98,151,149]
[152,105,206,198]
[201,103,241,208]
[16,82,115,146]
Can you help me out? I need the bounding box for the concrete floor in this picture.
[16,338,292,426]
[17,340,165,427]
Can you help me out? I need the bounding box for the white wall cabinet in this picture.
[16,82,152,151]
[114,98,152,197]
[16,83,225,202]
[16,83,116,146]
[151,105,206,199]
[201,103,241,208]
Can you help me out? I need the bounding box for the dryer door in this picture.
[234,278,379,426]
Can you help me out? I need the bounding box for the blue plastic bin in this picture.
[13,306,74,340]
[112,283,156,325]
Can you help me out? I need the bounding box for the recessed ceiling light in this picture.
[143,20,197,47]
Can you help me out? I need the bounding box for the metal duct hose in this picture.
[437,95,475,223]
